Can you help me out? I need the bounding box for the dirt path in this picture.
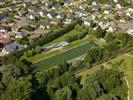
[125,79,130,100]
[125,54,133,58]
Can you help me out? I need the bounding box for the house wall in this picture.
[129,0,133,3]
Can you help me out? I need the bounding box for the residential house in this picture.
[126,8,133,19]
[13,0,23,4]
[82,17,91,26]
[47,13,53,19]
[40,21,50,29]
[0,32,11,45]
[15,32,27,39]
[115,3,122,10]
[58,41,69,47]
[64,0,73,7]
[57,12,66,20]
[29,13,40,20]
[92,1,100,10]
[41,0,49,4]
[79,3,88,10]
[51,18,60,25]
[107,23,118,32]
[39,11,47,17]
[10,24,18,32]
[127,28,133,36]
[28,5,37,12]
[0,0,5,5]
[0,25,7,33]
[103,4,112,10]
[33,29,50,35]
[2,42,22,55]
[30,22,39,29]
[63,15,76,24]
[98,22,110,29]
[0,16,9,25]
[30,33,40,39]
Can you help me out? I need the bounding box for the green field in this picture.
[34,43,94,70]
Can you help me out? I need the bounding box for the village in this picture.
[0,0,133,56]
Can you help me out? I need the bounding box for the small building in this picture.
[58,41,69,47]
[98,22,110,29]
[127,28,133,36]
[15,32,27,39]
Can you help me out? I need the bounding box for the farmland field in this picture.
[35,43,94,70]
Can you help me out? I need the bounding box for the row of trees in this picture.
[65,31,88,43]
[24,46,41,57]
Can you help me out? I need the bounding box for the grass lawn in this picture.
[34,42,94,70]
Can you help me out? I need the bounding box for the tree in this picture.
[94,26,106,38]
[78,88,97,100]
[55,87,72,100]
[104,32,114,43]
[84,47,104,64]
[35,46,41,54]
[1,76,34,100]
[106,39,121,52]
[2,54,18,65]
[86,0,93,5]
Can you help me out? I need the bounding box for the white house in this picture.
[47,13,52,19]
[107,23,118,32]
[39,11,44,17]
[29,15,34,20]
[15,32,27,39]
[56,15,62,19]
[115,4,122,9]
[99,22,110,29]
[127,28,133,36]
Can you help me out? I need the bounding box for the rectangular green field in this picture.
[34,43,94,70]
